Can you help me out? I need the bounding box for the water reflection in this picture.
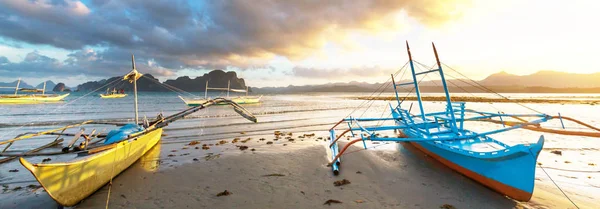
[137,143,161,172]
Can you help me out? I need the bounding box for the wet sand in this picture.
[76,143,514,208]
[1,136,598,209]
[66,139,597,209]
[1,95,599,209]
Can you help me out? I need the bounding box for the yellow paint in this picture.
[99,93,127,98]
[19,128,163,206]
[0,93,69,104]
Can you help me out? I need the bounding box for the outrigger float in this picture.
[327,42,600,201]
[0,56,257,206]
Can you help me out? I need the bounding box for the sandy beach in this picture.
[3,135,595,209]
[73,139,599,209]
[79,142,523,209]
[1,95,599,209]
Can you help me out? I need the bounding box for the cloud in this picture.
[0,0,468,79]
[0,49,174,78]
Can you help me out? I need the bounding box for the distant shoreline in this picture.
[354,96,600,105]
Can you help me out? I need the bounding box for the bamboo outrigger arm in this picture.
[476,116,600,138]
[0,120,93,146]
[0,139,65,163]
[0,98,256,158]
[114,97,256,144]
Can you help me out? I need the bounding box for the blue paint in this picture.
[391,74,402,108]
[558,112,565,129]
[412,136,544,194]
[327,43,552,200]
[329,129,340,175]
[405,42,428,127]
[104,124,144,144]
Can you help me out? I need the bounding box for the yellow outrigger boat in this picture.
[100,94,127,98]
[1,56,257,207]
[0,93,70,104]
[99,88,127,98]
[179,95,262,106]
[0,80,69,104]
[20,128,163,206]
[178,80,262,106]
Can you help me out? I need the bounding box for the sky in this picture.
[0,0,599,87]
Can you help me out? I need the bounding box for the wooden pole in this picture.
[227,80,230,98]
[132,54,139,124]
[42,81,46,95]
[14,78,20,95]
[205,80,208,99]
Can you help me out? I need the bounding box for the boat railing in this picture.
[432,102,466,130]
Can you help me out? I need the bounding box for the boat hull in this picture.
[19,128,163,206]
[99,94,127,98]
[407,137,543,201]
[0,93,69,104]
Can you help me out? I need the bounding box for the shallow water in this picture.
[0,92,599,208]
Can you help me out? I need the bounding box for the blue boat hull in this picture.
[406,136,544,201]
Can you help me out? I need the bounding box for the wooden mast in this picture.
[14,78,20,95]
[131,55,139,124]
[205,80,209,99]
[406,41,427,122]
[432,42,458,133]
[227,80,230,98]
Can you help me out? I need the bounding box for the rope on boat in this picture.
[441,62,544,114]
[328,62,408,131]
[350,62,409,119]
[105,151,117,209]
[141,75,198,97]
[529,150,580,209]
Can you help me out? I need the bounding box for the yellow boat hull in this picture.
[19,128,163,206]
[99,93,127,98]
[0,93,69,104]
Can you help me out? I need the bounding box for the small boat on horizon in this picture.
[178,80,262,106]
[0,80,69,104]
[99,88,127,98]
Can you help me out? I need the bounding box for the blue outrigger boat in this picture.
[327,42,597,201]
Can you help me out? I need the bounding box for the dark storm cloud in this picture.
[0,0,467,78]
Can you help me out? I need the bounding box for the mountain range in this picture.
[76,70,248,92]
[2,70,599,93]
[253,70,600,93]
[0,80,65,92]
